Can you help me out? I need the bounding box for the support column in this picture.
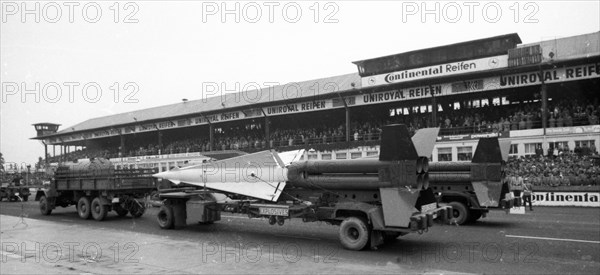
[44,144,48,165]
[157,131,163,151]
[209,124,214,151]
[265,116,270,149]
[120,135,126,157]
[345,108,350,142]
[541,84,548,135]
[431,94,438,127]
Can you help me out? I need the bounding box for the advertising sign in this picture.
[361,55,508,87]
[532,192,600,207]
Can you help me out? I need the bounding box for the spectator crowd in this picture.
[46,99,600,164]
[506,151,600,187]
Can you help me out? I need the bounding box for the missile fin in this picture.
[411,127,440,157]
[472,138,503,163]
[271,150,286,168]
[498,139,511,162]
[379,124,419,161]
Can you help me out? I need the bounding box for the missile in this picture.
[153,150,292,201]
[154,125,439,201]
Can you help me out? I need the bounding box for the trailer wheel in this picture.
[157,205,174,229]
[39,196,52,215]
[339,217,370,251]
[91,197,108,221]
[77,196,92,219]
[114,205,128,217]
[449,201,470,225]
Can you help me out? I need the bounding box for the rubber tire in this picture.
[339,217,370,251]
[39,196,52,215]
[157,205,174,229]
[114,205,129,217]
[77,196,92,219]
[22,195,29,202]
[91,197,108,221]
[449,201,470,225]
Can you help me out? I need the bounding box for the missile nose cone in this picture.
[153,171,170,179]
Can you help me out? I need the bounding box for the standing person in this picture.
[522,180,534,211]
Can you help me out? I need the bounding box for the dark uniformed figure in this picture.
[522,181,534,211]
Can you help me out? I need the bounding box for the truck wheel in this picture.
[39,196,52,215]
[157,205,174,229]
[114,205,129,217]
[91,197,108,221]
[77,197,92,219]
[339,217,370,251]
[449,201,470,225]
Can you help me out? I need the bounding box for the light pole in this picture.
[26,164,31,185]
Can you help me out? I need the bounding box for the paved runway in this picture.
[1,199,599,274]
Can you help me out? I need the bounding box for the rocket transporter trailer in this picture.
[153,125,454,251]
[36,158,157,221]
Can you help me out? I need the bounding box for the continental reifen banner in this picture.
[532,192,600,207]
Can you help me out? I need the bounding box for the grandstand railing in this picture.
[45,117,600,162]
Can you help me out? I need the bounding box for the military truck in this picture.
[0,176,31,202]
[36,158,157,221]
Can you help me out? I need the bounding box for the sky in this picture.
[1,0,599,167]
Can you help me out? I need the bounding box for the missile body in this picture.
[153,150,289,201]
[286,158,429,190]
[153,124,437,201]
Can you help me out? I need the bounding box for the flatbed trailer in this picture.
[155,184,453,251]
[36,158,158,221]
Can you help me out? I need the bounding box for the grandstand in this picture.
[32,32,600,185]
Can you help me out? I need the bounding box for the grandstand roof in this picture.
[51,72,361,136]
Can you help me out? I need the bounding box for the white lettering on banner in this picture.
[532,192,600,207]
[545,125,600,135]
[362,85,443,104]
[220,111,241,121]
[498,63,600,87]
[362,55,508,87]
[265,100,328,116]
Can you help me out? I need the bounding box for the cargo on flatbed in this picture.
[36,158,157,221]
